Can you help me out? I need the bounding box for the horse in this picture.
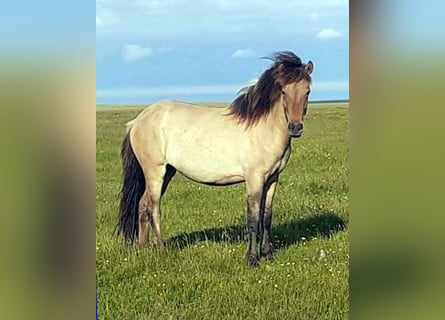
[118,51,313,267]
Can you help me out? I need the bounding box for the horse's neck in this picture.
[268,102,290,139]
[255,102,291,151]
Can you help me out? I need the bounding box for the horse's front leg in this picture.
[245,176,265,267]
[260,176,279,260]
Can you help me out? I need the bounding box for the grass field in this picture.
[96,103,349,320]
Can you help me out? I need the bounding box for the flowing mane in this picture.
[228,51,312,127]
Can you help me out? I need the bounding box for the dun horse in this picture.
[118,51,313,267]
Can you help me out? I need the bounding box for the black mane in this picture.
[228,51,312,127]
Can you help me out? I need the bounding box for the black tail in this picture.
[117,131,145,243]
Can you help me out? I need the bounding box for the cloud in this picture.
[96,5,118,29]
[309,13,320,21]
[231,49,256,59]
[122,44,155,62]
[96,1,348,40]
[316,28,342,39]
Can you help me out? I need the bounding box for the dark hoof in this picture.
[247,255,260,268]
[156,240,165,249]
[138,242,149,249]
[260,245,275,261]
[260,251,275,261]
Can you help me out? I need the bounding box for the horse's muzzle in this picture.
[288,122,303,138]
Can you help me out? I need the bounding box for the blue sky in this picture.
[96,0,349,104]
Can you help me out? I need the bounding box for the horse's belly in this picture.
[174,163,244,185]
[166,148,244,185]
[182,170,244,185]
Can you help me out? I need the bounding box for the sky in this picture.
[96,0,349,104]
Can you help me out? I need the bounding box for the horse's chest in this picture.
[274,145,292,174]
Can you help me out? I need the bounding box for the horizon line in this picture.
[96,98,350,107]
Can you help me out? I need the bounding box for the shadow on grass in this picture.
[166,211,346,251]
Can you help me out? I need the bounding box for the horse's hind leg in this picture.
[146,164,171,249]
[138,190,150,246]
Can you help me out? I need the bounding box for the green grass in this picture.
[96,103,349,319]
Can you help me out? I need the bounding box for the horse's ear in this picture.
[305,61,314,75]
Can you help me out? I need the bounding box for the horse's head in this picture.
[228,52,314,133]
[281,61,313,138]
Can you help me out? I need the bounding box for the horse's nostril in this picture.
[296,123,303,131]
